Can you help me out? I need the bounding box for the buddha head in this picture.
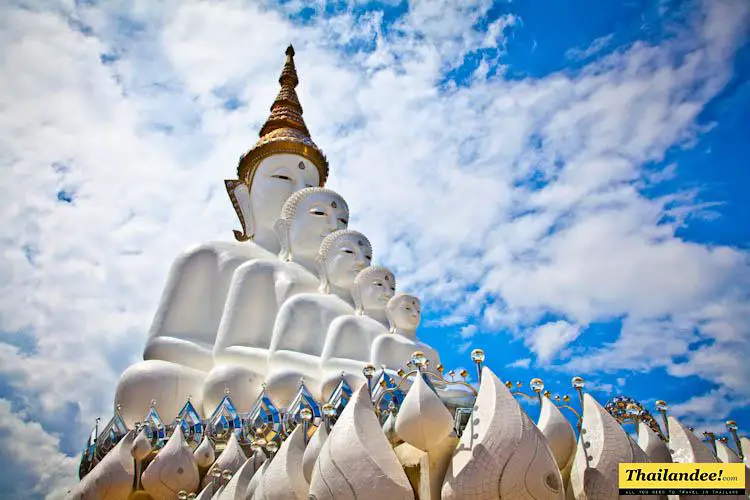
[225,154,322,250]
[352,266,397,317]
[275,187,349,264]
[386,293,421,335]
[316,230,373,294]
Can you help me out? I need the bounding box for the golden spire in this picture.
[236,44,328,186]
[258,45,309,138]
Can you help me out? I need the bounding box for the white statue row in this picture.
[116,154,439,426]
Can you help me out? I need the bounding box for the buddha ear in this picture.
[315,253,328,292]
[385,297,397,332]
[225,180,254,241]
[274,219,291,261]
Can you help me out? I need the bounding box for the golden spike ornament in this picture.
[226,44,329,241]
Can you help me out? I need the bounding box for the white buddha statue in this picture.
[144,45,328,374]
[264,229,372,406]
[371,294,440,372]
[204,187,350,410]
[143,154,322,373]
[116,45,331,424]
[319,266,397,398]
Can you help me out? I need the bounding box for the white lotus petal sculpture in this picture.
[142,426,200,499]
[69,431,136,500]
[442,367,564,500]
[303,424,328,484]
[130,428,152,462]
[667,416,718,464]
[194,482,214,500]
[537,395,576,486]
[395,373,454,452]
[568,393,651,500]
[254,425,308,499]
[194,436,215,470]
[636,421,671,463]
[383,411,403,447]
[201,432,247,489]
[309,384,414,499]
[219,449,265,500]
[245,460,270,499]
[715,440,742,464]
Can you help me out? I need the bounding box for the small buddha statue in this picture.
[371,294,440,372]
[203,187,350,411]
[319,266,397,399]
[264,229,373,406]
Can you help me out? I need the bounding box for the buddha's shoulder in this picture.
[372,333,412,348]
[329,314,360,329]
[330,315,385,334]
[172,241,273,265]
[282,293,353,313]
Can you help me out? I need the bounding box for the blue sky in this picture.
[0,0,749,497]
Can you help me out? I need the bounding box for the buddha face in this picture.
[287,191,349,260]
[388,295,421,331]
[325,234,372,290]
[249,154,320,232]
[358,269,396,312]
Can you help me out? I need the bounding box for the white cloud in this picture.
[459,324,478,339]
[0,399,77,499]
[457,341,472,354]
[507,358,531,369]
[565,33,616,61]
[1,0,749,495]
[670,389,750,429]
[527,321,582,364]
[584,380,616,394]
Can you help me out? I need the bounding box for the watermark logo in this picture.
[619,463,746,496]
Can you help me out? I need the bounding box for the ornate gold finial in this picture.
[259,44,305,138]
[235,45,329,187]
[227,45,329,241]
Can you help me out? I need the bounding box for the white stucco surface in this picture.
[254,425,308,499]
[308,385,414,499]
[141,427,200,499]
[67,431,136,500]
[568,394,652,500]
[194,436,215,469]
[395,373,454,452]
[115,359,207,427]
[202,433,247,489]
[302,424,328,484]
[441,367,564,500]
[538,396,577,472]
[668,416,718,464]
[637,422,671,463]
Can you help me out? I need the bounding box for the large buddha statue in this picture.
[115,45,331,424]
[204,187,350,410]
[145,45,327,374]
[319,266,397,398]
[371,294,440,371]
[264,229,373,405]
[143,154,322,373]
